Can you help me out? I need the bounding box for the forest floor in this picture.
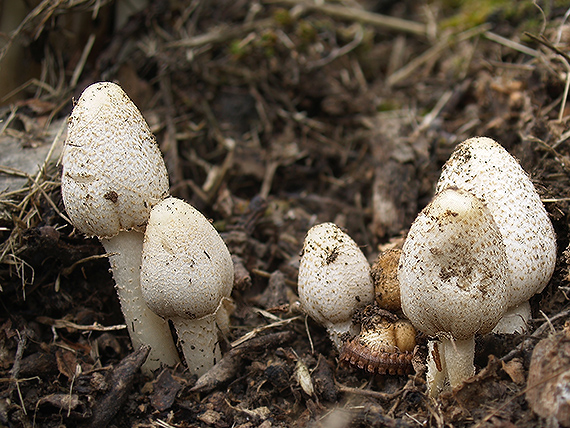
[1,1,570,427]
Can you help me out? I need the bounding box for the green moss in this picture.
[273,8,293,28]
[438,0,546,31]
[376,100,401,112]
[296,20,317,44]
[439,0,510,29]
[258,31,278,58]
[228,39,251,60]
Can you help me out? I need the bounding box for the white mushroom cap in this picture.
[140,197,234,320]
[298,222,375,349]
[61,81,169,238]
[435,137,556,307]
[399,188,510,339]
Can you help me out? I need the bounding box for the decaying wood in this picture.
[86,345,150,428]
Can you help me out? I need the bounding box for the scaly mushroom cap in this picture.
[435,137,556,305]
[140,197,234,320]
[399,188,510,339]
[298,223,374,332]
[61,82,169,238]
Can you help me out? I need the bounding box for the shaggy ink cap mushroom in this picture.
[140,197,234,377]
[298,222,375,350]
[399,188,510,395]
[61,81,179,373]
[62,81,169,237]
[436,137,556,333]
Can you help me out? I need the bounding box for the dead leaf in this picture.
[56,349,78,380]
[501,358,525,385]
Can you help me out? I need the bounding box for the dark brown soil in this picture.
[1,1,570,427]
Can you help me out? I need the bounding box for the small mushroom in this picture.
[140,197,234,376]
[436,137,556,333]
[298,222,375,350]
[61,82,179,373]
[399,188,510,395]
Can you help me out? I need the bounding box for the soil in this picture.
[1,1,570,427]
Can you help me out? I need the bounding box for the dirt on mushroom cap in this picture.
[399,188,510,340]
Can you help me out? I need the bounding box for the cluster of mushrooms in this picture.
[61,82,234,376]
[61,82,557,398]
[298,137,556,396]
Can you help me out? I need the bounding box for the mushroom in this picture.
[298,222,375,350]
[140,197,234,376]
[436,137,556,333]
[61,81,179,373]
[399,188,510,395]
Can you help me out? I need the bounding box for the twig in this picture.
[60,253,110,276]
[70,32,96,88]
[36,316,127,332]
[501,307,570,362]
[484,31,539,57]
[413,89,454,136]
[335,379,404,401]
[87,345,151,428]
[388,24,490,86]
[9,330,28,414]
[263,0,426,36]
[252,268,298,287]
[231,312,301,347]
[525,32,570,121]
[525,31,570,63]
[306,25,364,69]
[166,18,274,48]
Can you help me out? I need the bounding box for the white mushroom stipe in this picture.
[298,222,375,350]
[492,300,532,335]
[61,82,179,373]
[141,197,234,377]
[399,188,510,395]
[101,232,181,369]
[436,137,556,326]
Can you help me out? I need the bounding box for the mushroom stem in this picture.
[101,231,180,372]
[427,340,447,397]
[442,336,475,389]
[492,301,531,334]
[173,314,220,377]
[428,336,475,396]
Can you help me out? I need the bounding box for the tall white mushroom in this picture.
[61,81,179,373]
[140,197,234,377]
[298,222,375,350]
[400,136,557,395]
[399,188,510,395]
[436,137,556,333]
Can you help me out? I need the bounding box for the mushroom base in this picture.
[427,336,475,397]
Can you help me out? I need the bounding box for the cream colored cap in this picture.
[436,137,556,305]
[298,222,374,329]
[140,197,234,320]
[61,81,169,238]
[399,188,510,339]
